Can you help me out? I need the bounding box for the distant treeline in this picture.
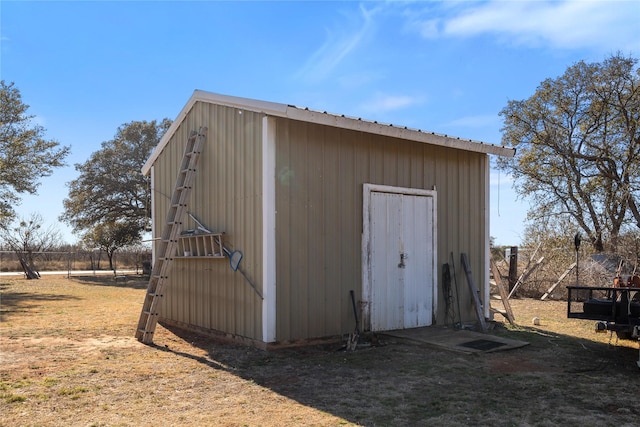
[0,247,151,273]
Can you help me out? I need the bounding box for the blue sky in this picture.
[1,0,639,246]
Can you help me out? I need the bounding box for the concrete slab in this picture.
[381,326,529,354]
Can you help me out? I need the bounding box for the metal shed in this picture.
[141,90,515,347]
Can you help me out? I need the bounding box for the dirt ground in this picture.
[1,275,638,427]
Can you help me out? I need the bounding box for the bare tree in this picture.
[0,212,63,274]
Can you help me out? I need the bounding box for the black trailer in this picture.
[567,285,640,368]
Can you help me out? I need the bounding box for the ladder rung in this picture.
[136,126,206,344]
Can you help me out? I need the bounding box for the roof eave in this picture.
[142,90,515,176]
[283,107,515,157]
[142,90,290,175]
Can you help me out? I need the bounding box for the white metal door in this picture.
[369,191,435,331]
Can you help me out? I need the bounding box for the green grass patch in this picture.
[58,386,89,399]
[2,392,27,403]
[0,379,31,390]
[42,377,60,387]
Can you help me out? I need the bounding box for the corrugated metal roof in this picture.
[142,90,515,175]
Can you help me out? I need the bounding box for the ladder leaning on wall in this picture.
[135,127,207,344]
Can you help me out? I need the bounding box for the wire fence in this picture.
[491,244,639,300]
[0,249,151,275]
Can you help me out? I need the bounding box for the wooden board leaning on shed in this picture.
[490,259,515,324]
[460,253,488,333]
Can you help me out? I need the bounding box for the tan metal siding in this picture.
[153,102,264,341]
[275,119,488,341]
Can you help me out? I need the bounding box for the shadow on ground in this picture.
[70,275,149,290]
[0,285,82,322]
[159,323,639,425]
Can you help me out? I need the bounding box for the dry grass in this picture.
[1,275,638,427]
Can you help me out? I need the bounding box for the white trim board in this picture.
[262,116,277,343]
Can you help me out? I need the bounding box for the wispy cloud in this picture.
[408,1,640,52]
[296,3,380,82]
[358,92,423,114]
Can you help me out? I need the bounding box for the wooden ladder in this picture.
[135,127,207,344]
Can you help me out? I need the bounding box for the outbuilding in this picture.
[141,90,515,348]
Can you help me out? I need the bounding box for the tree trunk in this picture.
[591,234,605,252]
[107,250,114,272]
[628,196,640,230]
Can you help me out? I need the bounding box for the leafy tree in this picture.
[82,221,140,272]
[61,119,171,237]
[0,81,70,226]
[498,54,640,252]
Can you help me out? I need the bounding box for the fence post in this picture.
[508,246,518,292]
